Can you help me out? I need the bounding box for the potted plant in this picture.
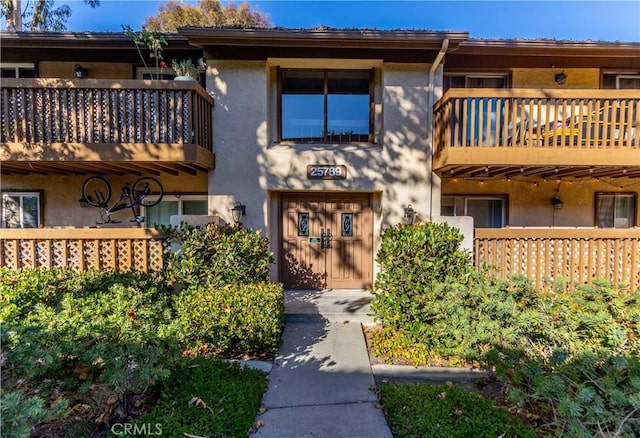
[172,59,200,81]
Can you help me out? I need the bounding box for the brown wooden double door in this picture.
[280,192,373,289]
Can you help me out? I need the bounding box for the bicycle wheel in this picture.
[132,177,164,207]
[82,176,111,207]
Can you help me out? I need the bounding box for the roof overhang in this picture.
[178,27,468,50]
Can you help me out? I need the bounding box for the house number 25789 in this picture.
[307,165,347,180]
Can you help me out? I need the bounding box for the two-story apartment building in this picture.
[1,28,639,288]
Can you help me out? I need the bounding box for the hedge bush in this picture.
[175,282,284,356]
[370,223,640,436]
[160,223,274,289]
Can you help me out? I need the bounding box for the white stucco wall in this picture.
[207,59,438,281]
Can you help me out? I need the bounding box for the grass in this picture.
[134,357,268,438]
[379,382,537,438]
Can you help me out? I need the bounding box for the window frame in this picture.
[441,194,508,228]
[0,63,36,78]
[595,192,637,228]
[443,72,510,91]
[1,190,44,228]
[277,67,374,144]
[141,194,208,227]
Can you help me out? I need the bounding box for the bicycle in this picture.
[81,176,164,224]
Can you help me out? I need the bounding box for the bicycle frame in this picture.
[100,183,147,223]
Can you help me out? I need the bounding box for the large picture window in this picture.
[2,191,42,228]
[279,69,372,143]
[596,193,636,228]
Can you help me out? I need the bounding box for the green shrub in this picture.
[1,268,181,433]
[134,357,267,438]
[379,382,536,438]
[372,222,474,331]
[0,389,68,438]
[160,223,274,289]
[175,282,284,356]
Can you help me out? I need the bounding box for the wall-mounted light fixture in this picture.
[555,71,567,85]
[79,196,90,208]
[74,64,88,78]
[404,204,417,225]
[231,201,246,224]
[551,197,564,210]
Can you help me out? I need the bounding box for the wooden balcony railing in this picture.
[1,79,214,173]
[433,89,639,170]
[475,228,640,290]
[0,228,164,273]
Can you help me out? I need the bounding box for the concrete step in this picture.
[284,289,376,324]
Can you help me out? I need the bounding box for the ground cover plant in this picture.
[379,382,536,438]
[371,222,640,436]
[1,223,284,437]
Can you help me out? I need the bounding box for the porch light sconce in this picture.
[555,71,567,85]
[74,64,88,78]
[551,197,564,210]
[79,196,90,208]
[404,204,417,225]
[231,201,246,224]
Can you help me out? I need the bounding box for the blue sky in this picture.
[24,1,640,42]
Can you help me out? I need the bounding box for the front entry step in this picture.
[284,289,376,324]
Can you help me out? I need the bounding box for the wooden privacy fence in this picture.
[475,228,640,290]
[0,228,164,273]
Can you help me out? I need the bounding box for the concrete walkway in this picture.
[251,289,393,438]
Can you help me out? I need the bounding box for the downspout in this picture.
[427,38,449,221]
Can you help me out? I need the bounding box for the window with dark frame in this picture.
[596,193,636,228]
[279,69,372,143]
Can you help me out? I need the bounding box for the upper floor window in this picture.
[596,193,636,228]
[2,191,42,228]
[279,69,372,143]
[1,63,36,78]
[444,74,508,91]
[602,72,640,89]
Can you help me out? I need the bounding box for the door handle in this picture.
[320,229,325,249]
[326,228,332,249]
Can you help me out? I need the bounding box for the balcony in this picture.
[433,89,639,179]
[0,78,215,176]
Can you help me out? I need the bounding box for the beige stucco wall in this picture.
[443,177,640,227]
[1,173,207,228]
[39,61,133,80]
[511,68,600,89]
[206,59,437,280]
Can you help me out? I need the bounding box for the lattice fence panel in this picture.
[476,234,640,290]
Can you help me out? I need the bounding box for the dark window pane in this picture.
[282,70,324,94]
[327,71,369,94]
[22,196,39,228]
[1,69,17,78]
[466,199,504,228]
[18,68,35,78]
[183,200,207,215]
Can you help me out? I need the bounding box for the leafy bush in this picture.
[372,222,473,331]
[175,282,284,356]
[1,268,180,434]
[160,223,274,289]
[370,223,640,436]
[379,382,535,437]
[0,390,68,438]
[135,357,267,437]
